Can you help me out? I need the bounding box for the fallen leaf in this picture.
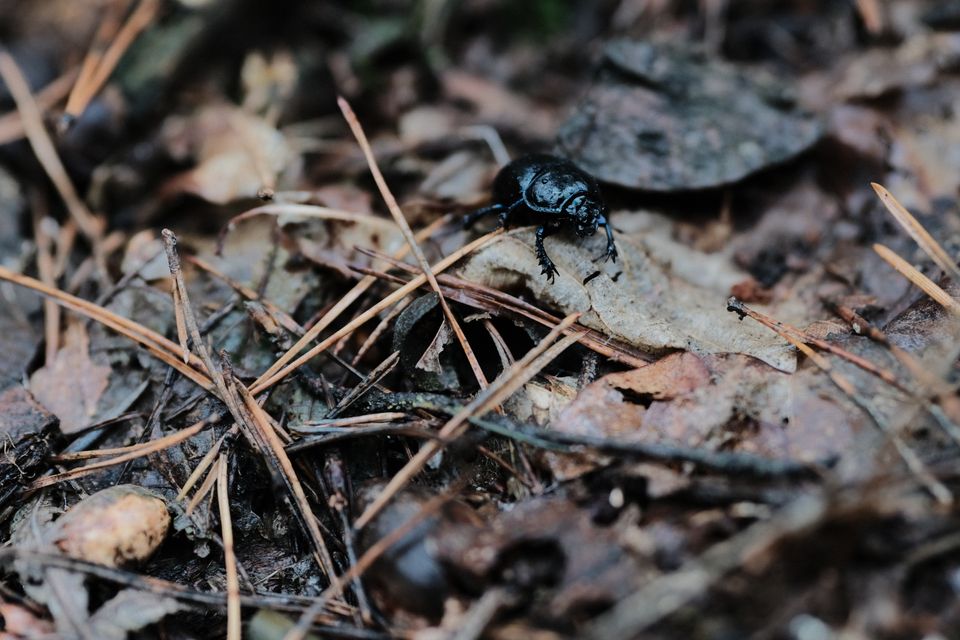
[558,39,821,191]
[160,104,299,203]
[30,322,111,434]
[457,216,797,371]
[88,589,183,640]
[831,33,960,101]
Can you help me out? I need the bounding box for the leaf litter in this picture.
[0,2,960,639]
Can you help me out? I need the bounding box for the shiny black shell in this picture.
[493,154,600,218]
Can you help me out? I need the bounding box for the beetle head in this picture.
[567,195,605,237]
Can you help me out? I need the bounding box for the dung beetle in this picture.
[463,153,617,282]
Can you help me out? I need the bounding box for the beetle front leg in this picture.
[535,225,559,282]
[596,215,618,263]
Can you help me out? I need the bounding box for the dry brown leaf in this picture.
[30,322,110,434]
[160,104,299,203]
[544,351,873,480]
[458,212,797,371]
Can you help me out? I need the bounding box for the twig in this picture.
[0,67,76,145]
[828,301,960,445]
[854,0,884,34]
[236,382,338,579]
[351,296,413,366]
[217,454,242,640]
[584,494,829,639]
[0,265,214,390]
[351,250,649,367]
[0,550,357,619]
[807,338,950,504]
[186,254,302,335]
[33,211,60,364]
[326,352,399,418]
[338,96,489,390]
[283,476,472,640]
[291,413,409,431]
[473,417,822,478]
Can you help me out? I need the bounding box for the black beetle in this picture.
[464,153,617,282]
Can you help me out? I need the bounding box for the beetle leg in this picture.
[535,225,559,282]
[596,215,618,263]
[497,199,524,230]
[462,203,504,229]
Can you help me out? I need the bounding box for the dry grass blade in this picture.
[251,229,503,394]
[874,243,960,316]
[31,416,213,489]
[338,96,489,389]
[354,313,581,530]
[0,67,76,145]
[65,0,160,123]
[0,265,213,390]
[177,429,232,500]
[0,51,103,243]
[252,215,448,387]
[872,183,960,284]
[216,454,242,640]
[33,215,61,364]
